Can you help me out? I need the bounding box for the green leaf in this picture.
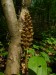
[53,40,56,44]
[46,38,52,45]
[50,73,56,75]
[0,72,4,75]
[0,42,3,46]
[28,56,48,75]
[0,48,5,52]
[2,52,8,57]
[40,52,50,62]
[33,45,39,49]
[46,37,56,45]
[47,47,56,54]
[27,48,35,56]
[47,67,52,74]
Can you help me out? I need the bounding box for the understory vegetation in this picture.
[0,34,56,75]
[0,0,56,75]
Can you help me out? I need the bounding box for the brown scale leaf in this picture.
[21,11,33,49]
[28,38,33,42]
[22,38,28,42]
[28,26,33,29]
[27,34,32,38]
